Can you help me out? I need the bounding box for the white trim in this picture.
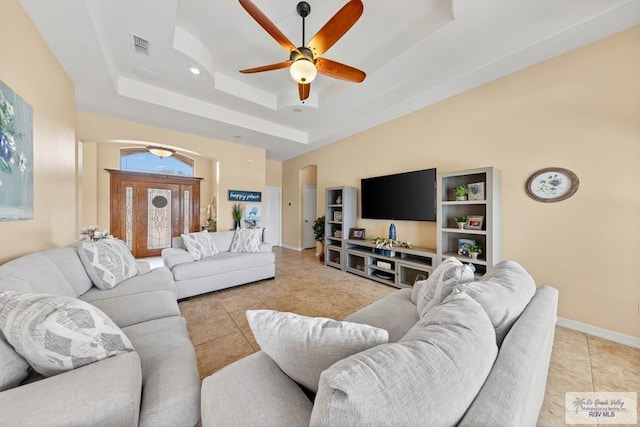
[281,244,303,252]
[557,317,640,349]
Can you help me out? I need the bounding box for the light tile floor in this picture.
[174,247,640,426]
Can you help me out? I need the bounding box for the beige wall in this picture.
[283,27,640,337]
[266,159,282,187]
[76,112,266,231]
[81,142,214,229]
[0,1,76,263]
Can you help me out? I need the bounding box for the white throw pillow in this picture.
[77,239,138,290]
[311,292,498,427]
[0,291,135,377]
[246,310,389,393]
[181,231,219,260]
[455,260,537,346]
[230,228,263,253]
[0,333,30,391]
[416,257,475,317]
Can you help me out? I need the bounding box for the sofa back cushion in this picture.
[455,260,536,346]
[39,247,93,297]
[415,257,475,317]
[0,253,76,297]
[209,230,236,252]
[0,332,30,391]
[310,292,498,426]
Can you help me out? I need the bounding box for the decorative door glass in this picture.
[125,186,134,249]
[183,190,190,234]
[147,188,172,250]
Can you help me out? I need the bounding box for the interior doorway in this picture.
[264,186,282,246]
[302,186,317,249]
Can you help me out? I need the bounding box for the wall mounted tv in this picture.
[361,168,437,222]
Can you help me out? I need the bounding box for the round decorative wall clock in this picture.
[525,167,579,202]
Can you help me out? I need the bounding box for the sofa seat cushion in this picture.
[246,310,388,393]
[311,292,498,427]
[86,290,180,328]
[345,288,418,343]
[0,291,135,377]
[202,351,313,427]
[455,260,537,346]
[171,251,275,281]
[79,267,175,302]
[122,316,200,427]
[0,253,76,297]
[0,333,30,391]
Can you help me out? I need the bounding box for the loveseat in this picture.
[201,259,558,426]
[0,244,201,426]
[161,229,275,299]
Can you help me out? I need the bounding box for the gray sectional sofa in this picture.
[0,246,200,427]
[162,230,275,299]
[201,260,559,426]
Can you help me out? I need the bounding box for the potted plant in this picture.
[469,244,483,260]
[455,185,468,201]
[313,216,325,261]
[454,216,467,229]
[231,203,242,229]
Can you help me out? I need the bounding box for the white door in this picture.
[302,186,317,249]
[264,186,282,246]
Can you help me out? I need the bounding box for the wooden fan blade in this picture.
[239,0,297,53]
[307,0,363,57]
[298,83,310,101]
[316,57,366,82]
[240,61,292,74]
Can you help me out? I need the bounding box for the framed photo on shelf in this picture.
[457,238,477,256]
[466,215,484,230]
[333,211,343,222]
[349,228,366,240]
[467,182,485,200]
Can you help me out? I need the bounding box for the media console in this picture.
[344,239,436,289]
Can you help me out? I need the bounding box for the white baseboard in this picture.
[557,317,640,349]
[281,244,303,252]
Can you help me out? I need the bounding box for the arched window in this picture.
[120,148,194,177]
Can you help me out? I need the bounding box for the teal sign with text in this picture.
[228,190,262,202]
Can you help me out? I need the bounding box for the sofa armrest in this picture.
[259,242,273,253]
[161,247,194,270]
[0,352,142,426]
[201,351,312,427]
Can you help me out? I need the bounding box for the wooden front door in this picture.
[108,170,201,257]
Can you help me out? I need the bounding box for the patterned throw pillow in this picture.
[0,333,30,391]
[416,257,475,318]
[246,310,389,393]
[230,228,263,253]
[77,239,138,290]
[0,291,134,377]
[181,231,219,260]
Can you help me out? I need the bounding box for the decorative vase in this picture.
[234,220,241,229]
[388,223,397,240]
[457,222,465,230]
[470,252,479,260]
[456,195,467,201]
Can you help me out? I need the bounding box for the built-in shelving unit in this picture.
[345,239,436,289]
[324,186,357,270]
[436,167,501,276]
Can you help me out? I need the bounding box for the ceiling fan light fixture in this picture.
[146,146,176,158]
[289,58,317,84]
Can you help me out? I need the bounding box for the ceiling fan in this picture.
[239,0,366,101]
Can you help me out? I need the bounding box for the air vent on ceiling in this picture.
[131,34,150,56]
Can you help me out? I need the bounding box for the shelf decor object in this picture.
[525,167,579,203]
[437,167,501,277]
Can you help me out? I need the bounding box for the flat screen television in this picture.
[361,168,437,222]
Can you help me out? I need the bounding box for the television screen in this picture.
[361,168,437,221]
